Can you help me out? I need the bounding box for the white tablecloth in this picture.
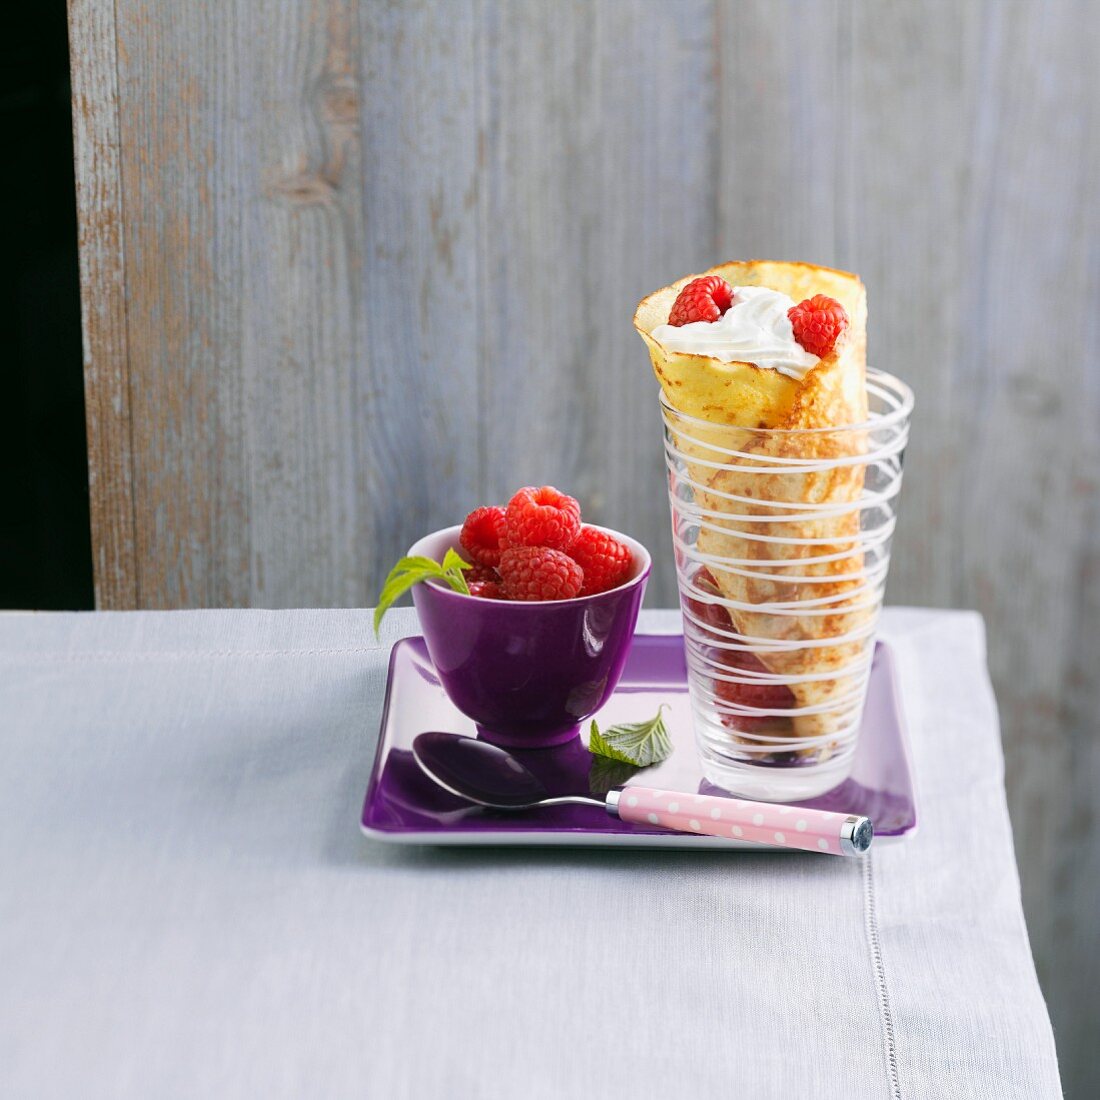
[0,607,1061,1099]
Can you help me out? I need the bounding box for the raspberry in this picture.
[465,564,499,584]
[468,579,505,600]
[787,295,849,358]
[568,526,633,595]
[713,648,795,732]
[460,506,507,567]
[681,566,733,633]
[504,486,581,552]
[499,546,583,601]
[668,275,734,327]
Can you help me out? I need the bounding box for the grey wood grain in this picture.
[718,6,1099,1092]
[70,0,1099,1092]
[477,0,715,606]
[243,0,372,608]
[111,1,252,607]
[68,0,137,608]
[356,0,483,592]
[718,0,856,265]
[943,7,1100,1088]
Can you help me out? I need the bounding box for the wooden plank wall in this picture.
[70,0,1099,1092]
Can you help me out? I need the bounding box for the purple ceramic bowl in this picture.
[408,525,651,749]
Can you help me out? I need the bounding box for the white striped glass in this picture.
[663,369,914,800]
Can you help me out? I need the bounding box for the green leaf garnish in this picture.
[587,704,673,768]
[588,756,641,797]
[373,551,473,635]
[440,548,473,587]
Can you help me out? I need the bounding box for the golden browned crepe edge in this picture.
[632,260,867,431]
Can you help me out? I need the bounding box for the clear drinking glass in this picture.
[663,368,914,801]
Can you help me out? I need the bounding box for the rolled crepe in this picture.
[635,261,871,741]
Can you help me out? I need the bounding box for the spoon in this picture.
[412,732,872,856]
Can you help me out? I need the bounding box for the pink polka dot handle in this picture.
[611,786,872,856]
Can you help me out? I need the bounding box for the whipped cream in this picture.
[650,285,819,380]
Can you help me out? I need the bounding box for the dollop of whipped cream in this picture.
[651,285,819,380]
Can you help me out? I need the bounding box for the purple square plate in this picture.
[360,633,917,849]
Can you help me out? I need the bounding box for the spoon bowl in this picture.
[412,732,601,809]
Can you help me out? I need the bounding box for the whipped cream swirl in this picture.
[651,285,819,380]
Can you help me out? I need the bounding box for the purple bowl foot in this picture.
[476,723,581,750]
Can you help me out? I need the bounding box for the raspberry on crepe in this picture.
[667,275,734,327]
[788,294,849,358]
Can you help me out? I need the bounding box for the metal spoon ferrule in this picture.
[839,815,874,855]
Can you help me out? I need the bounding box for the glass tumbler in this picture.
[663,368,914,801]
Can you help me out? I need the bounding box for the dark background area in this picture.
[1,3,93,610]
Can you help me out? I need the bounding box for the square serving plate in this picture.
[360,633,917,849]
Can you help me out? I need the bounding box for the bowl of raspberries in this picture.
[405,486,650,748]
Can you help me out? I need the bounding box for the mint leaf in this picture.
[440,548,473,594]
[373,551,474,635]
[587,705,673,768]
[588,755,641,797]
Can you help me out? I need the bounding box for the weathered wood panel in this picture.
[356,1,483,596]
[68,0,137,607]
[940,6,1099,1086]
[71,0,1099,1092]
[112,1,251,606]
[859,6,1100,1091]
[718,7,1099,1093]
[478,0,716,606]
[243,0,374,607]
